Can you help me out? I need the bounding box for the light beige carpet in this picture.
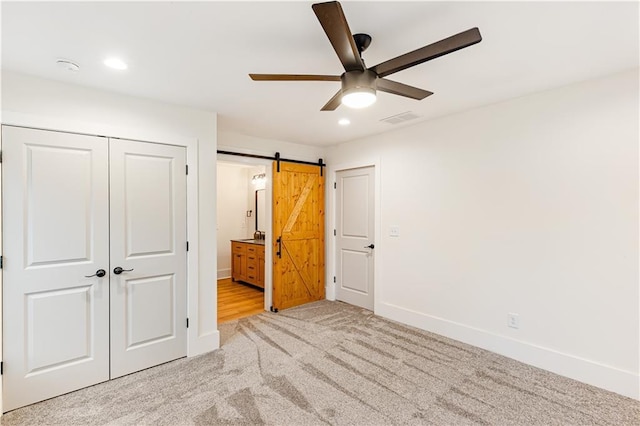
[2,300,639,425]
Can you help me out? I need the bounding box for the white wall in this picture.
[0,72,220,366]
[216,163,252,278]
[327,69,639,399]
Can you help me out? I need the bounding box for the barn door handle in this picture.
[113,267,134,275]
[364,244,375,249]
[276,236,282,258]
[85,269,106,278]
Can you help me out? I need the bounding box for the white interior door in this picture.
[2,126,110,411]
[335,166,375,310]
[109,139,187,378]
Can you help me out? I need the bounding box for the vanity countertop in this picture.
[231,239,266,246]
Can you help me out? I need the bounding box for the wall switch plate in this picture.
[390,225,400,237]
[507,313,520,329]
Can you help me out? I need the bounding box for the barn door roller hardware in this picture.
[217,150,325,175]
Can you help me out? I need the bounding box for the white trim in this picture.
[0,125,3,415]
[327,158,381,312]
[1,111,194,148]
[377,302,640,400]
[217,269,231,279]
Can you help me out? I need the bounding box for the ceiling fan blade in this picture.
[377,78,433,100]
[312,1,365,72]
[371,27,482,78]
[321,89,343,111]
[250,74,341,82]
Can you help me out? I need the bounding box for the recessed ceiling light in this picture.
[338,118,351,126]
[104,57,128,70]
[56,59,80,72]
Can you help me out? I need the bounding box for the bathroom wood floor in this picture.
[217,278,265,323]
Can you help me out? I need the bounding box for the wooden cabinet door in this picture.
[257,246,265,289]
[246,245,258,284]
[272,162,325,311]
[231,242,246,281]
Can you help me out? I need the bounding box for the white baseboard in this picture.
[376,302,639,400]
[217,269,231,280]
[188,330,220,357]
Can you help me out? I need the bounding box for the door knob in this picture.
[113,266,134,275]
[85,269,106,278]
[364,244,375,249]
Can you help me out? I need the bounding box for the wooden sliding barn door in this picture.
[272,162,325,311]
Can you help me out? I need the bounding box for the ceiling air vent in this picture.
[380,111,420,125]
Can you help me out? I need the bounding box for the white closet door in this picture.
[109,139,187,378]
[2,126,110,411]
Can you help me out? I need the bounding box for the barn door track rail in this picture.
[217,150,326,175]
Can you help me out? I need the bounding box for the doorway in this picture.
[216,157,272,323]
[2,126,188,411]
[334,165,376,311]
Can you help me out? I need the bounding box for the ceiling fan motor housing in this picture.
[341,69,377,93]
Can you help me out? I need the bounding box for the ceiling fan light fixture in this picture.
[341,69,377,109]
[341,88,376,109]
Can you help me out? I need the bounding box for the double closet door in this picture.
[2,126,187,411]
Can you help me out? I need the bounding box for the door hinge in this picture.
[270,306,279,313]
[186,241,189,251]
[0,150,3,163]
[333,276,336,283]
[186,164,189,175]
[1,361,3,375]
[333,229,336,236]
[186,318,189,328]
[334,182,336,189]
[0,255,3,269]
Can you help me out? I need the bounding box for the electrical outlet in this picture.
[390,225,400,237]
[507,313,520,329]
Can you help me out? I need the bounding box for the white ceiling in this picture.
[1,1,638,147]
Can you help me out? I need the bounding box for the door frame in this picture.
[0,114,206,413]
[328,159,381,312]
[216,153,273,312]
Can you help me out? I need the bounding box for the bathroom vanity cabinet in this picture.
[231,240,265,288]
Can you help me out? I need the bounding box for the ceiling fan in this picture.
[249,1,482,111]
